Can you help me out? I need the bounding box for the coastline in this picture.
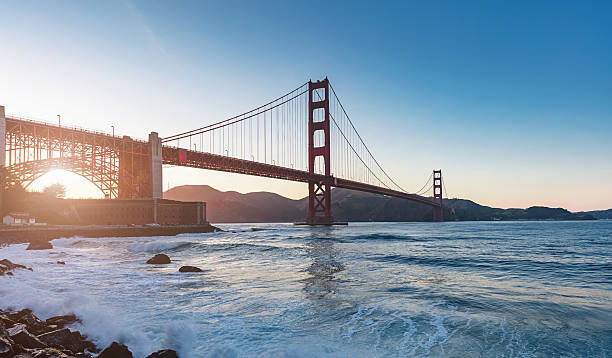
[0,224,221,246]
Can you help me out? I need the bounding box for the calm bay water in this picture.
[1,221,611,357]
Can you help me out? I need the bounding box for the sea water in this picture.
[0,221,610,357]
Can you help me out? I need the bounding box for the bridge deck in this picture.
[162,147,440,208]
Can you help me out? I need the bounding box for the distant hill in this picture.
[579,209,612,219]
[164,185,598,223]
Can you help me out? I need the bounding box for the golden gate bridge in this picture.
[1,78,445,224]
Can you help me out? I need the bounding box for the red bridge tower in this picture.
[307,78,333,224]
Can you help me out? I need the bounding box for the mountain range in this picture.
[164,185,601,223]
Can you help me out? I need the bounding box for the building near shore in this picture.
[3,212,36,225]
[64,199,206,225]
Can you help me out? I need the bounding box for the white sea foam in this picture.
[127,240,191,253]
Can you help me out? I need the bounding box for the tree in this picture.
[43,183,66,198]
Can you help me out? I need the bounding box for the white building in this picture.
[3,212,36,225]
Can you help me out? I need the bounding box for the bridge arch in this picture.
[7,157,119,198]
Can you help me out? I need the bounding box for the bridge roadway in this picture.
[162,147,441,208]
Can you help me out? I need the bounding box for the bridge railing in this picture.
[6,114,148,143]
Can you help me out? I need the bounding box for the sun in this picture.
[27,169,105,199]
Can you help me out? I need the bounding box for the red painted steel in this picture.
[162,147,443,210]
[4,116,152,199]
[432,170,444,221]
[307,78,333,224]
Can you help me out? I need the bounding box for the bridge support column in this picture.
[0,105,5,216]
[433,169,444,221]
[306,78,334,225]
[149,132,163,199]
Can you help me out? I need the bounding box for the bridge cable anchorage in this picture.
[161,82,308,142]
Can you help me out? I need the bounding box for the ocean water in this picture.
[0,221,611,357]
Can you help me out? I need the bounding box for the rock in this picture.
[97,342,133,358]
[9,310,47,335]
[0,335,14,358]
[56,261,66,265]
[0,259,33,275]
[45,315,79,329]
[0,313,16,328]
[27,241,53,250]
[146,349,178,358]
[37,328,82,353]
[146,254,171,264]
[178,266,203,273]
[7,325,47,349]
[30,348,72,357]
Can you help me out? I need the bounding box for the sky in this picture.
[1,1,611,211]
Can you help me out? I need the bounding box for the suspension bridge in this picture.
[1,78,446,224]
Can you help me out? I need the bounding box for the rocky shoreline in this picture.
[0,224,221,247]
[1,259,181,358]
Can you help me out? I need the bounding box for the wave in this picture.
[127,241,193,253]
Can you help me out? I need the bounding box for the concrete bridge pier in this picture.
[149,131,163,200]
[0,106,5,216]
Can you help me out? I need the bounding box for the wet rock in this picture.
[27,241,53,250]
[56,261,66,265]
[146,254,171,264]
[30,348,72,358]
[0,259,33,275]
[45,315,79,329]
[0,313,16,328]
[9,309,47,335]
[178,265,203,272]
[97,342,133,358]
[146,349,178,358]
[37,328,82,353]
[0,335,14,358]
[250,227,266,232]
[8,325,47,349]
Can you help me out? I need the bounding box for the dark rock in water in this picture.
[71,331,97,353]
[37,328,82,353]
[98,342,133,358]
[0,259,33,275]
[251,227,266,232]
[146,254,171,264]
[178,265,203,272]
[45,315,78,329]
[56,261,66,265]
[146,349,179,358]
[8,310,47,335]
[26,241,53,250]
[7,324,47,349]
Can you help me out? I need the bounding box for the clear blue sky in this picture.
[1,1,611,211]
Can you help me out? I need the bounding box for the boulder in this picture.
[7,325,47,349]
[27,241,53,250]
[0,313,16,328]
[146,350,178,358]
[97,342,133,358]
[0,259,33,275]
[37,328,82,353]
[146,254,171,265]
[45,315,79,329]
[178,266,203,273]
[9,310,47,335]
[0,335,14,358]
[56,261,66,265]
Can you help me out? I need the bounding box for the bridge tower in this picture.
[307,78,333,225]
[433,169,444,221]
